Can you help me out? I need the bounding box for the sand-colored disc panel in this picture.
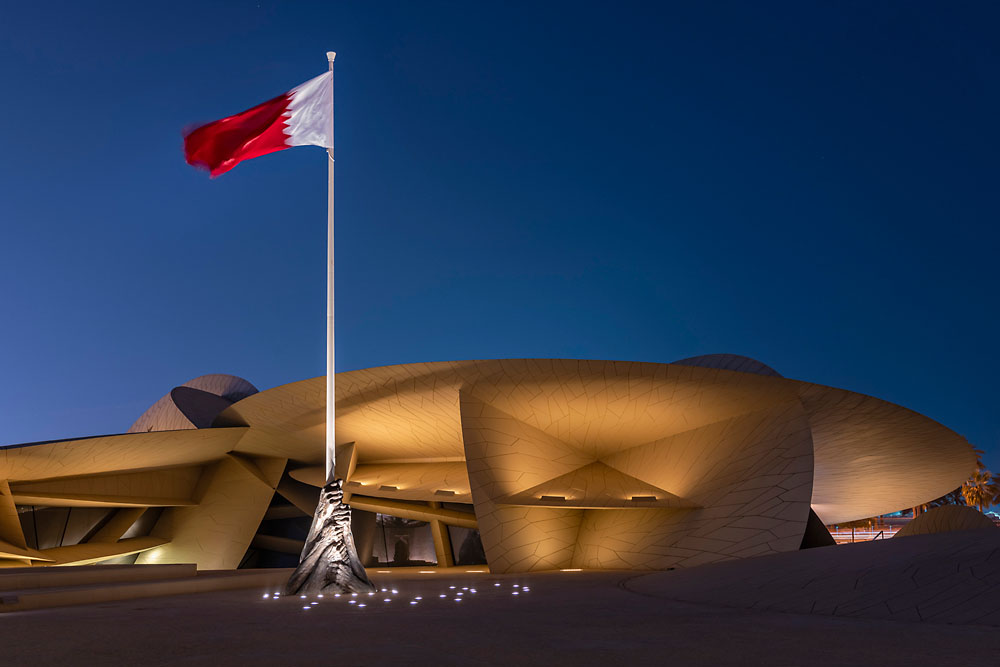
[895,505,996,538]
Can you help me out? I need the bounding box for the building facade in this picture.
[0,356,976,572]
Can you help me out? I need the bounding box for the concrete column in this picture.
[0,481,26,549]
[429,502,454,568]
[89,508,146,543]
[350,509,378,567]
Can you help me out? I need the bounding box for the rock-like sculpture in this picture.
[284,480,375,595]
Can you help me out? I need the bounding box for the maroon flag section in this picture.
[184,71,333,177]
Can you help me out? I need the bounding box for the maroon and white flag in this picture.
[184,71,333,177]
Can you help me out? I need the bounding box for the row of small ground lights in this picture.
[262,582,531,610]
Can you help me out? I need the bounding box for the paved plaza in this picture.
[6,537,1000,667]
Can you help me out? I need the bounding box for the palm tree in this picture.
[962,470,993,513]
[927,487,967,508]
[973,447,986,470]
[989,476,1000,509]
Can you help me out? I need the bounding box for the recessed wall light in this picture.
[379,485,398,491]
[631,495,656,501]
[434,489,456,496]
[540,495,566,501]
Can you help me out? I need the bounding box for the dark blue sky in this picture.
[1,2,997,468]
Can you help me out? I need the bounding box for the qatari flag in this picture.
[184,71,333,177]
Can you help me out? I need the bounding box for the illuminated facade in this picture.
[0,356,976,572]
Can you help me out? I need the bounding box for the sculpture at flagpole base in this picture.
[285,479,376,595]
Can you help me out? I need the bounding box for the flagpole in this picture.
[326,51,336,483]
[279,52,374,595]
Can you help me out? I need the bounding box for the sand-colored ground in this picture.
[5,530,1000,667]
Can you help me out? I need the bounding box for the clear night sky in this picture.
[1,2,997,470]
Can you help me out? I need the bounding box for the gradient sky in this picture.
[1,2,997,471]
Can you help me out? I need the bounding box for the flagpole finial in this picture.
[327,51,336,63]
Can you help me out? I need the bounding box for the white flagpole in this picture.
[286,52,374,596]
[326,51,336,483]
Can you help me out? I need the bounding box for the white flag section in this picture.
[285,72,334,148]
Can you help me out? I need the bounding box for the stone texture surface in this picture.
[2,566,1000,666]
[10,466,204,507]
[572,401,815,570]
[800,383,976,524]
[895,504,997,538]
[0,428,248,481]
[0,358,976,572]
[626,528,1000,625]
[462,390,816,572]
[672,352,784,377]
[135,455,286,570]
[127,374,258,434]
[209,359,975,529]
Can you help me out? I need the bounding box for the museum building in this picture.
[0,355,976,572]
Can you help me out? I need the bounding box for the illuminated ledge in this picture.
[289,462,475,503]
[496,495,701,509]
[494,462,700,510]
[347,495,478,529]
[0,539,53,563]
[9,493,196,509]
[39,537,170,566]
